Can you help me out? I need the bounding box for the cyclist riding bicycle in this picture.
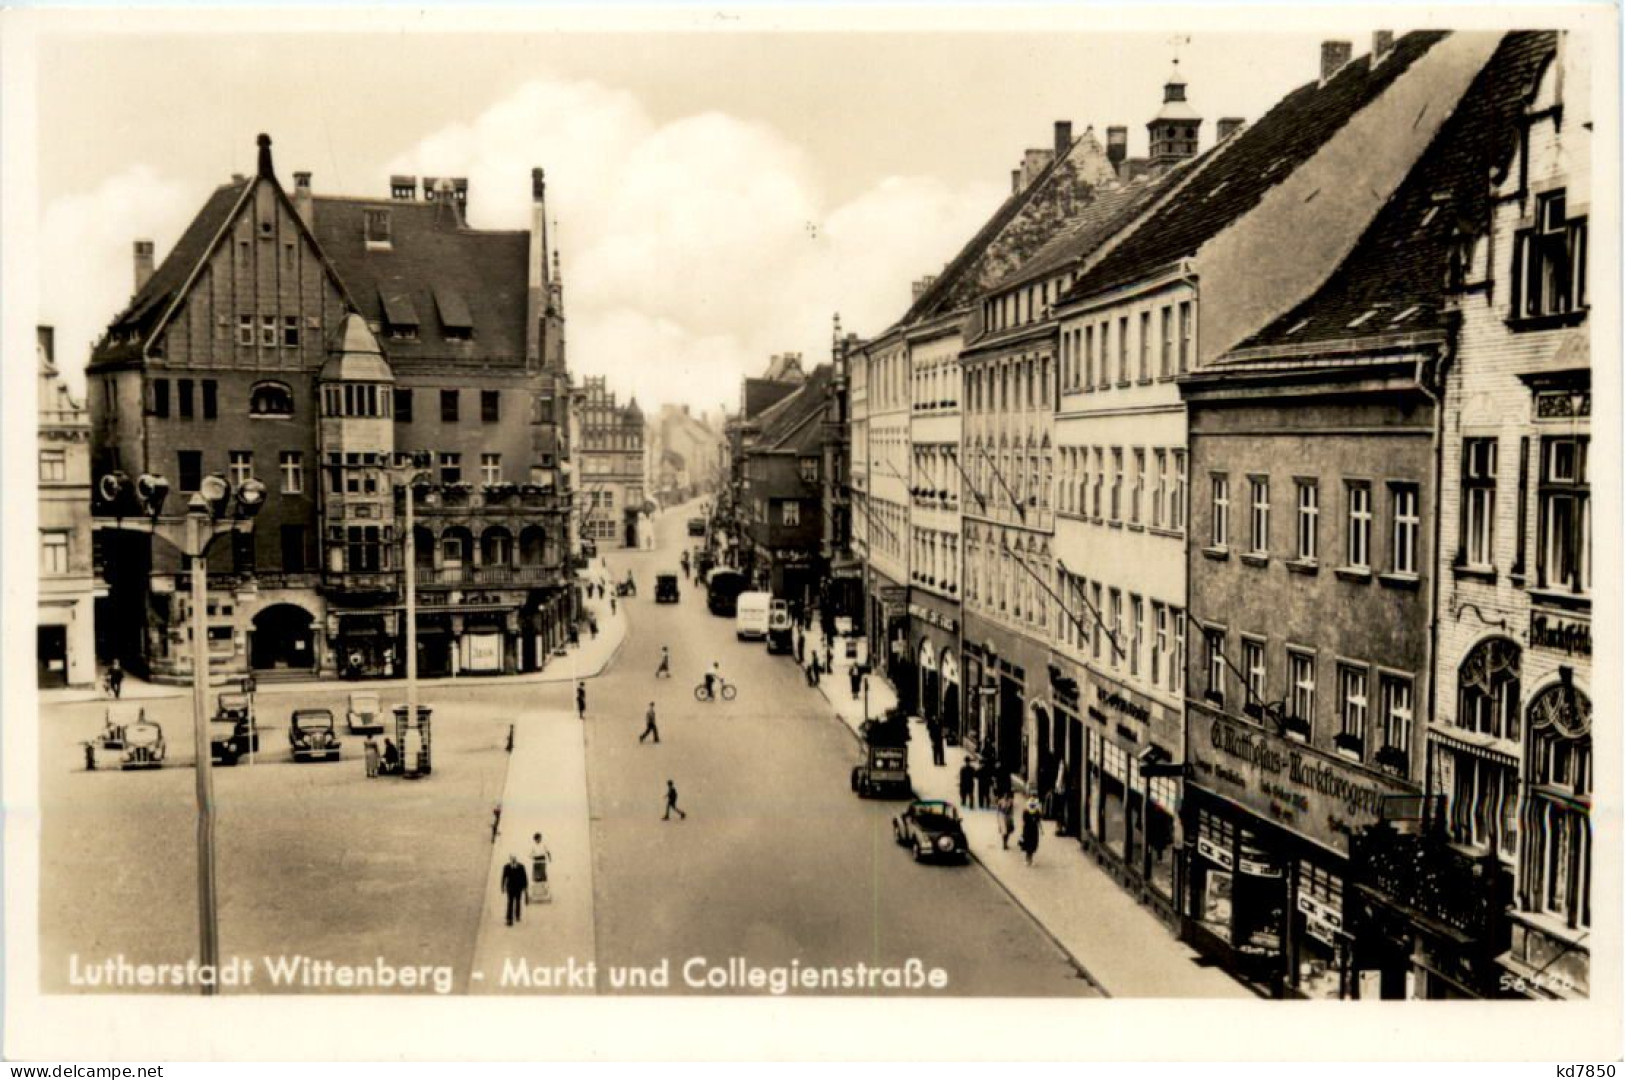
[705,661,721,700]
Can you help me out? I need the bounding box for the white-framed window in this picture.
[1172,451,1187,531]
[40,448,67,483]
[1211,473,1230,547]
[1337,664,1369,757]
[1092,447,1104,517]
[1288,650,1315,739]
[1462,438,1497,568]
[259,315,277,347]
[1131,449,1145,525]
[1153,449,1167,527]
[1391,483,1420,575]
[1111,449,1123,521]
[1538,436,1589,595]
[1108,589,1122,668]
[1346,482,1372,569]
[229,450,253,486]
[1130,595,1144,677]
[1172,609,1186,695]
[279,450,303,494]
[41,532,69,575]
[1178,301,1193,372]
[783,501,801,527]
[1152,603,1167,687]
[1205,629,1226,703]
[439,452,461,485]
[1249,476,1270,554]
[1242,637,1266,714]
[1160,306,1174,378]
[1296,480,1319,562]
[237,315,254,346]
[1091,583,1104,660]
[1379,674,1413,767]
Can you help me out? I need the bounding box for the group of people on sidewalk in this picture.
[955,755,1044,864]
[498,832,554,926]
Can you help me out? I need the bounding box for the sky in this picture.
[31,12,1367,412]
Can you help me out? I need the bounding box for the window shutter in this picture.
[1508,230,1526,317]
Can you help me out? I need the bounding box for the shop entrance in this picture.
[38,625,68,688]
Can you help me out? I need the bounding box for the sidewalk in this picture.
[798,623,1252,999]
[40,590,629,708]
[465,702,597,994]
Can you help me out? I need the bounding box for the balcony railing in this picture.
[415,564,564,587]
[1350,825,1511,940]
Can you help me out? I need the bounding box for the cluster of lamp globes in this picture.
[96,471,267,521]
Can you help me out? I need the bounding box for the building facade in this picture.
[88,137,576,682]
[577,376,647,549]
[38,327,99,689]
[1430,33,1591,1001]
[739,365,832,607]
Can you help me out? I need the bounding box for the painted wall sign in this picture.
[1188,706,1414,856]
[1096,684,1151,724]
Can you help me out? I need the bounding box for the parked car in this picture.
[766,600,793,654]
[209,692,259,766]
[850,742,910,799]
[289,708,342,762]
[893,800,969,863]
[345,690,385,735]
[655,573,681,603]
[687,517,707,537]
[88,706,167,771]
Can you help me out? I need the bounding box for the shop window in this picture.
[1458,637,1520,741]
[1524,685,1591,929]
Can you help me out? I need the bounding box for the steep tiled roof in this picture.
[757,363,833,453]
[1062,30,1449,305]
[93,179,252,363]
[899,132,1115,327]
[313,197,530,365]
[987,162,1195,295]
[1231,32,1554,357]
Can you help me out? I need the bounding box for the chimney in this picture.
[389,174,416,200]
[1106,126,1128,167]
[1217,117,1246,141]
[1321,40,1353,82]
[1054,120,1073,158]
[255,133,274,180]
[133,240,155,294]
[1011,168,1022,194]
[37,325,55,365]
[1372,30,1394,62]
[292,172,313,228]
[231,173,245,183]
[911,275,938,302]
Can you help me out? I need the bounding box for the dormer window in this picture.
[379,287,419,341]
[250,381,295,418]
[365,208,392,249]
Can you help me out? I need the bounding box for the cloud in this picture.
[41,74,1005,410]
[382,74,1004,408]
[39,165,196,389]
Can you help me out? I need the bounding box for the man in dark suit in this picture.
[500,855,529,926]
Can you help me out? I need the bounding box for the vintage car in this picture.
[687,517,707,537]
[289,708,342,762]
[88,706,167,771]
[766,600,793,654]
[655,573,681,604]
[345,690,386,735]
[850,742,910,799]
[892,799,969,863]
[209,692,259,766]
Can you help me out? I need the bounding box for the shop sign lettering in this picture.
[1096,685,1151,724]
[1196,836,1234,870]
[1529,612,1591,656]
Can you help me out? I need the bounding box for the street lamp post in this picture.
[185,497,221,988]
[394,455,434,746]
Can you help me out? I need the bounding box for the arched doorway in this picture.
[1032,701,1056,802]
[251,604,316,671]
[941,648,961,745]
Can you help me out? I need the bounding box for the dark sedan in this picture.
[892,799,969,864]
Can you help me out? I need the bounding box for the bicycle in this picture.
[694,679,737,702]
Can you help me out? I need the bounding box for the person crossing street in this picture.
[640,702,661,744]
[663,779,687,821]
[655,646,671,679]
[576,681,587,719]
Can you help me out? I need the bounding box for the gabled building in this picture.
[577,376,647,548]
[88,135,576,682]
[1179,32,1558,998]
[1047,30,1503,938]
[739,363,834,606]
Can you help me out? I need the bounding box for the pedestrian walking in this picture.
[958,759,975,807]
[364,735,381,778]
[382,738,401,776]
[640,702,661,744]
[500,855,529,925]
[849,665,862,701]
[588,616,598,640]
[810,653,822,687]
[1051,770,1071,836]
[576,681,587,719]
[610,596,617,615]
[529,833,552,903]
[1020,797,1043,865]
[996,792,1016,849]
[928,721,945,767]
[663,779,687,821]
[655,646,671,679]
